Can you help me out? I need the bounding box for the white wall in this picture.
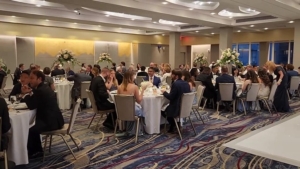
[191,44,211,66]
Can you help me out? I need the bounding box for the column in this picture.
[219,27,233,56]
[294,20,300,67]
[169,32,181,68]
[259,42,269,66]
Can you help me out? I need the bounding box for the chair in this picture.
[86,90,115,129]
[80,81,91,99]
[192,85,206,124]
[0,76,7,96]
[166,76,172,86]
[216,83,236,115]
[113,95,140,143]
[194,81,201,91]
[165,92,197,140]
[136,76,145,87]
[41,99,81,161]
[259,81,278,114]
[289,76,300,98]
[238,83,260,115]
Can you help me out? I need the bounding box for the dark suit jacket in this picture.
[116,72,123,85]
[144,76,161,88]
[51,69,65,77]
[67,73,92,98]
[0,98,11,134]
[13,68,21,85]
[89,76,114,110]
[9,82,22,99]
[0,70,7,87]
[196,74,216,99]
[137,72,148,77]
[163,79,190,117]
[190,68,198,79]
[23,83,64,131]
[67,70,75,76]
[215,74,236,101]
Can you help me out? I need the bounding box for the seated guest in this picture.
[93,64,101,74]
[0,66,7,87]
[90,67,116,129]
[121,61,126,75]
[161,69,190,133]
[51,64,65,77]
[13,63,24,85]
[182,71,197,105]
[22,70,64,158]
[106,69,118,91]
[43,67,55,91]
[0,97,11,134]
[160,66,171,84]
[116,67,123,85]
[65,67,75,77]
[196,67,216,103]
[215,66,236,112]
[9,70,31,100]
[86,65,94,79]
[190,63,199,81]
[211,65,220,77]
[111,62,116,72]
[28,63,36,72]
[150,62,159,72]
[137,66,148,77]
[286,64,299,87]
[144,67,161,88]
[232,67,240,78]
[257,68,272,98]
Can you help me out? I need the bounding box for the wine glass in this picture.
[10,96,16,104]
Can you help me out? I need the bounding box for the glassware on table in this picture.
[152,86,157,95]
[10,96,16,104]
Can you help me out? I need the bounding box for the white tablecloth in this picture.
[55,81,73,110]
[8,109,36,165]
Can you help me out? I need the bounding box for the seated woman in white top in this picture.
[160,66,171,84]
[257,68,272,98]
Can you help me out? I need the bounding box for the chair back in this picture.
[180,92,196,118]
[196,85,205,106]
[219,83,234,101]
[1,76,7,89]
[136,76,145,87]
[290,76,300,90]
[166,76,172,86]
[114,95,136,121]
[194,81,202,90]
[67,98,81,133]
[86,90,99,115]
[80,81,91,99]
[245,83,260,101]
[268,80,278,101]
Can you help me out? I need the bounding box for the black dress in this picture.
[273,66,290,112]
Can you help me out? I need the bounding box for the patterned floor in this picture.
[17,99,300,169]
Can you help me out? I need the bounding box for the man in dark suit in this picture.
[196,67,216,103]
[190,63,199,80]
[137,66,148,77]
[89,67,116,129]
[86,65,94,79]
[51,65,65,77]
[13,63,24,85]
[9,70,30,100]
[68,72,91,108]
[0,66,7,87]
[215,66,236,112]
[144,67,161,88]
[22,70,64,157]
[115,67,123,85]
[161,69,190,133]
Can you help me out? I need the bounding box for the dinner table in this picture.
[54,80,74,110]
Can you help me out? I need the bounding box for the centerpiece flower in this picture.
[53,49,80,66]
[217,48,242,67]
[193,53,208,65]
[0,58,10,74]
[97,53,113,64]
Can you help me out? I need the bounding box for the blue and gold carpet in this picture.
[19,99,300,169]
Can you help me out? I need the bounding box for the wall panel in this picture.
[16,37,35,68]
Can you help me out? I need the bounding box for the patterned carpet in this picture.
[17,99,300,169]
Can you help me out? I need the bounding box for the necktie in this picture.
[150,77,153,83]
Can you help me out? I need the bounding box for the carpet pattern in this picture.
[20,99,300,169]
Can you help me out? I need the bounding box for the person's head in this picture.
[148,67,155,77]
[116,66,122,73]
[122,71,135,91]
[193,63,197,67]
[150,62,155,67]
[202,67,211,75]
[232,67,239,76]
[128,66,134,72]
[265,61,276,72]
[286,64,294,71]
[65,67,70,72]
[182,70,193,83]
[110,69,116,78]
[29,70,45,88]
[54,64,59,70]
[30,64,36,70]
[93,64,101,73]
[212,65,219,73]
[20,70,30,85]
[221,66,228,74]
[43,67,51,75]
[298,66,300,72]
[258,68,271,87]
[179,64,184,69]
[253,65,258,72]
[141,66,146,72]
[81,63,86,68]
[121,61,125,66]
[92,67,100,77]
[185,64,190,70]
[171,68,182,81]
[19,63,24,70]
[163,66,171,74]
[101,67,110,78]
[246,65,253,71]
[246,69,259,83]
[112,62,116,67]
[86,65,92,72]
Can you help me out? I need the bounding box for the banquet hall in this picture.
[1,0,300,168]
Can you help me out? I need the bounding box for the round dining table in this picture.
[54,81,74,110]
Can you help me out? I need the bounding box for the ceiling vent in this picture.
[236,16,277,23]
[180,25,205,29]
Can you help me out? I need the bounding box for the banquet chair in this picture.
[80,81,91,99]
[41,99,81,161]
[136,76,145,87]
[86,90,115,130]
[259,81,278,114]
[166,76,172,86]
[238,83,260,115]
[165,92,196,140]
[0,76,7,97]
[113,95,140,143]
[192,85,206,124]
[216,83,236,115]
[288,76,300,98]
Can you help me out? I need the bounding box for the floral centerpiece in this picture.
[96,53,113,65]
[53,49,80,66]
[193,53,208,65]
[0,58,10,74]
[217,48,242,67]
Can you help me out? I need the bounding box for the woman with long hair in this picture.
[265,61,290,112]
[106,69,118,91]
[196,67,216,106]
[257,68,272,98]
[91,67,99,78]
[182,70,197,105]
[136,63,141,71]
[160,66,171,84]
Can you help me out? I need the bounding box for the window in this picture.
[274,42,289,64]
[232,44,237,50]
[238,44,249,65]
[251,43,259,66]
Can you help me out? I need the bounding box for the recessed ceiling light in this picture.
[189,8,194,10]
[211,12,216,15]
[74,22,77,24]
[105,15,110,17]
[193,1,199,4]
[74,10,78,13]
[162,1,168,4]
[11,16,15,17]
[162,34,165,36]
[211,32,215,35]
[153,21,157,23]
[247,8,251,11]
[98,25,101,27]
[119,27,122,29]
[237,30,241,32]
[208,1,212,4]
[289,21,294,23]
[131,18,135,20]
[195,31,199,33]
[45,19,49,21]
[229,16,232,18]
[250,25,255,27]
[36,4,41,7]
[264,27,268,30]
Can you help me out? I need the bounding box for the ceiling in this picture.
[0,0,299,36]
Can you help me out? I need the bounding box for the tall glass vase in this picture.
[226,63,232,75]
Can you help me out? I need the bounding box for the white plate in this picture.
[8,103,28,110]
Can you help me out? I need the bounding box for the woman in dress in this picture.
[160,66,171,84]
[136,63,141,72]
[106,69,118,91]
[265,61,290,112]
[91,67,99,79]
[257,68,272,98]
[182,71,197,105]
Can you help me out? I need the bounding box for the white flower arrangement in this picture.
[193,53,208,65]
[0,58,10,74]
[97,53,113,64]
[217,48,243,67]
[53,49,80,66]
